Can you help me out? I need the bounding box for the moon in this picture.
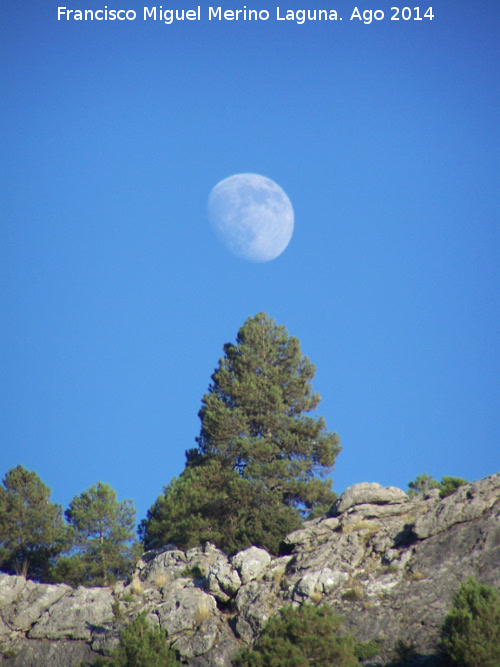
[207,173,294,262]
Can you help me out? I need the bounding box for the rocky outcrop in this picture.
[1,473,499,666]
[329,482,410,515]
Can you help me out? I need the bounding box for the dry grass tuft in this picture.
[130,577,144,595]
[342,587,363,602]
[342,519,381,536]
[154,573,169,589]
[195,600,212,627]
[272,567,286,583]
[403,568,427,582]
[310,589,323,604]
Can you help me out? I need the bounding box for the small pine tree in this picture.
[0,465,66,580]
[407,474,468,499]
[232,604,359,667]
[96,613,181,667]
[57,482,138,586]
[440,577,500,667]
[407,473,441,498]
[438,476,468,498]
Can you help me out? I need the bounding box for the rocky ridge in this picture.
[0,473,499,666]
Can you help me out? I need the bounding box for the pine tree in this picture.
[141,313,340,554]
[438,476,468,498]
[0,465,66,580]
[407,473,441,498]
[440,577,500,666]
[407,474,468,499]
[140,459,302,555]
[57,482,138,586]
[233,604,359,667]
[95,613,181,667]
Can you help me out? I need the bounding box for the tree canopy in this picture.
[53,482,138,586]
[141,313,340,554]
[0,465,66,580]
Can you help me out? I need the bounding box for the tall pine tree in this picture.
[141,313,340,554]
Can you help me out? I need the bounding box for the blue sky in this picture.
[1,0,499,528]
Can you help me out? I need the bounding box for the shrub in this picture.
[354,638,383,661]
[407,473,468,500]
[112,599,124,621]
[232,604,359,667]
[95,613,181,667]
[342,587,363,601]
[391,639,417,665]
[180,564,204,580]
[440,577,500,666]
[439,476,468,499]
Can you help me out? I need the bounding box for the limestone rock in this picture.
[90,627,120,655]
[330,482,409,515]
[283,517,340,550]
[206,560,241,602]
[319,517,341,531]
[185,543,228,573]
[185,624,241,667]
[282,527,311,547]
[413,472,500,538]
[293,568,348,599]
[2,579,69,632]
[28,586,114,640]
[262,556,293,583]
[0,576,28,609]
[290,530,366,574]
[172,616,219,658]
[0,616,11,639]
[135,546,188,585]
[156,587,218,638]
[234,580,276,643]
[0,639,97,667]
[232,547,271,584]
